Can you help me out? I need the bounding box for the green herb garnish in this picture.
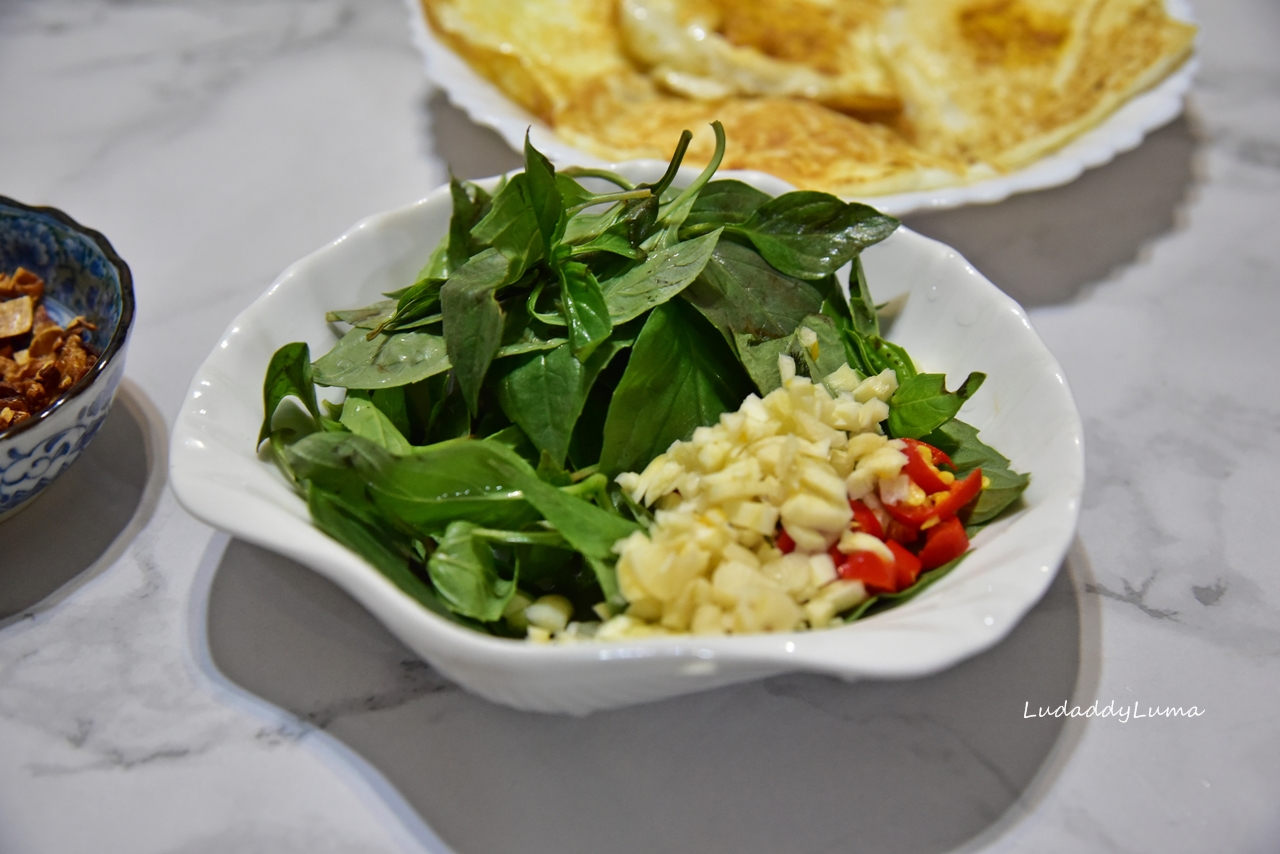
[258,123,1028,635]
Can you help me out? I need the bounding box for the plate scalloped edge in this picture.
[405,0,1199,217]
[170,165,1085,714]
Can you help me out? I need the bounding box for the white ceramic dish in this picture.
[406,0,1197,217]
[170,164,1084,715]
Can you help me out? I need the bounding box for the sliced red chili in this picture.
[883,468,984,527]
[901,438,951,494]
[776,528,796,554]
[918,516,970,570]
[848,499,884,540]
[925,442,954,469]
[884,517,920,545]
[881,499,934,527]
[886,540,922,590]
[933,468,983,520]
[837,550,897,594]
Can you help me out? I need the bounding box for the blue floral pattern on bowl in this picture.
[0,197,134,520]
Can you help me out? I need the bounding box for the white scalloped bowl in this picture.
[170,164,1084,714]
[406,0,1197,216]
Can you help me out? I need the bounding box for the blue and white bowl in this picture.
[0,196,135,521]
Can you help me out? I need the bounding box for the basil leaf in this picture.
[471,174,544,280]
[566,339,631,469]
[485,423,539,463]
[682,179,770,229]
[599,228,721,323]
[599,299,753,476]
[887,372,986,439]
[421,439,638,559]
[476,527,571,547]
[339,389,413,455]
[848,256,879,338]
[726,192,899,280]
[494,338,565,358]
[821,300,870,376]
[285,431,394,479]
[374,438,638,608]
[561,190,657,248]
[558,260,612,359]
[424,372,472,444]
[523,133,565,252]
[820,266,901,380]
[440,248,512,414]
[260,342,321,445]
[427,520,516,623]
[562,207,623,246]
[571,224,644,260]
[384,277,444,332]
[420,235,451,282]
[447,178,493,274]
[370,440,540,533]
[733,313,845,395]
[515,542,583,590]
[734,334,792,396]
[535,449,573,486]
[495,338,629,467]
[368,387,410,437]
[497,302,561,351]
[555,173,595,210]
[496,335,568,358]
[308,487,473,626]
[468,442,637,608]
[326,300,397,329]
[263,404,320,478]
[283,432,393,510]
[682,238,824,339]
[621,194,659,248]
[922,419,1030,526]
[495,343,586,468]
[311,326,451,389]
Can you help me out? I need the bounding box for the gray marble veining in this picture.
[205,537,1092,854]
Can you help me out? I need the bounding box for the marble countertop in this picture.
[2,1,1277,851]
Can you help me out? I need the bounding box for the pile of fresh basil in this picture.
[258,123,1028,636]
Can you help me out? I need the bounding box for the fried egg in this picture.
[881,0,1197,169]
[419,0,1196,197]
[618,0,900,114]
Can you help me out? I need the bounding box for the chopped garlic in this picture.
[525,595,573,633]
[604,372,904,639]
[778,353,797,383]
[824,363,864,395]
[853,368,899,403]
[839,530,895,564]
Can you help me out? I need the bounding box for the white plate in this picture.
[406,0,1197,217]
[170,163,1084,714]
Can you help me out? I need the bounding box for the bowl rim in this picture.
[0,195,136,443]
